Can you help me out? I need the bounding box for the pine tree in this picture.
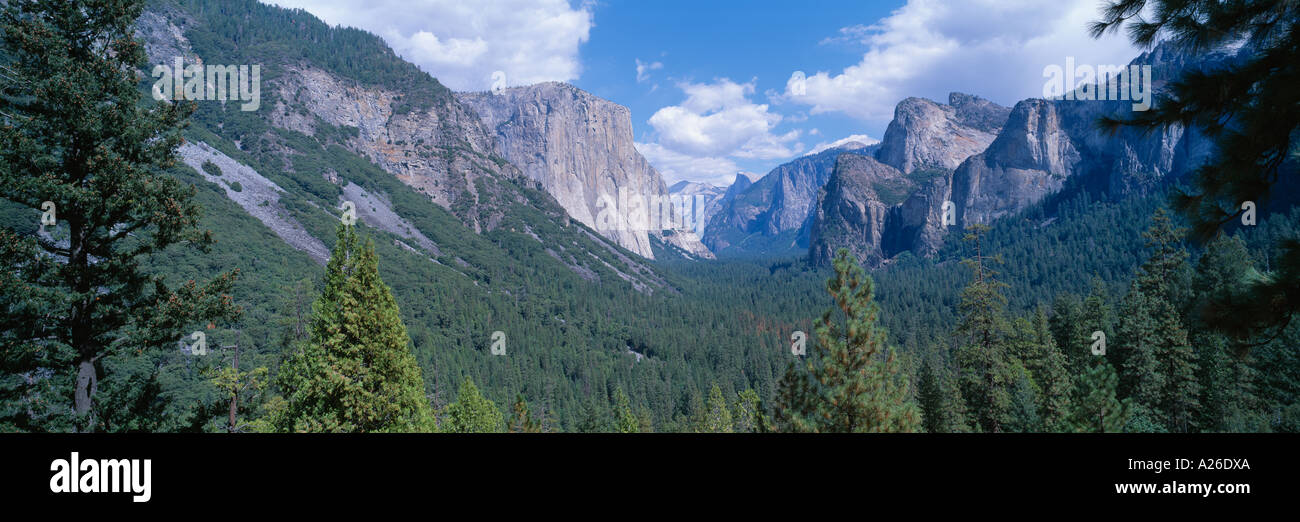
[917,355,971,433]
[443,377,504,433]
[732,388,764,433]
[1067,359,1133,433]
[1015,307,1072,431]
[1092,0,1300,342]
[702,383,734,433]
[1081,278,1114,370]
[276,225,435,432]
[772,362,814,432]
[1192,234,1265,431]
[954,225,1018,432]
[776,249,920,433]
[509,393,540,433]
[1049,294,1086,371]
[0,0,240,431]
[1118,211,1200,432]
[613,387,639,433]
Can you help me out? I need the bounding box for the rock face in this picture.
[177,142,331,264]
[809,93,1018,266]
[703,144,873,256]
[669,180,725,226]
[274,66,519,232]
[809,44,1227,268]
[137,6,519,234]
[457,83,687,259]
[876,93,1011,174]
[807,155,907,267]
[949,99,1080,228]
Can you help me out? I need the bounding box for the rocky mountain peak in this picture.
[457,83,698,259]
[876,94,1011,174]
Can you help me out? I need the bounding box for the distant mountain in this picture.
[136,0,671,291]
[808,44,1231,267]
[669,180,725,199]
[458,83,706,259]
[875,93,1011,174]
[702,142,876,257]
[667,178,730,235]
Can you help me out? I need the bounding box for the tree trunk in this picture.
[74,356,97,427]
[228,344,240,432]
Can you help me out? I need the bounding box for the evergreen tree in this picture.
[702,383,734,433]
[1006,368,1043,433]
[613,387,639,434]
[1092,0,1300,341]
[0,0,240,431]
[1049,294,1086,371]
[509,393,540,433]
[1015,307,1072,431]
[954,225,1018,432]
[1081,278,1115,371]
[917,355,971,433]
[775,249,920,432]
[276,225,435,432]
[732,388,764,433]
[1192,234,1266,431]
[1118,211,1200,432]
[443,377,504,433]
[1067,359,1132,433]
[772,362,814,433]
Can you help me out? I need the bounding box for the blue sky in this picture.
[265,0,1142,186]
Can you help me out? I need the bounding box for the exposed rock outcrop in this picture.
[875,93,1011,174]
[809,44,1228,268]
[807,155,907,267]
[457,83,689,259]
[177,142,331,264]
[274,66,520,232]
[703,144,873,256]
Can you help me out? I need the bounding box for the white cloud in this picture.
[635,59,663,83]
[635,142,741,187]
[647,79,801,160]
[806,134,880,156]
[785,0,1141,123]
[262,0,592,91]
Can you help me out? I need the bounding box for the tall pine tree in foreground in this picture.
[276,225,435,432]
[0,0,239,431]
[776,249,920,433]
